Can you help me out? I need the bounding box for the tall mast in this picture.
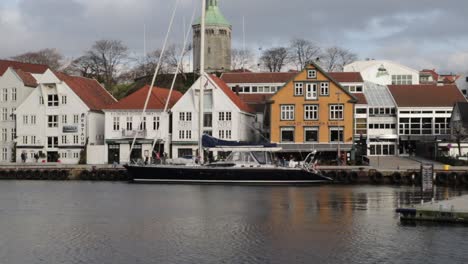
[198,0,206,164]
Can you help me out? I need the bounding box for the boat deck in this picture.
[397,196,468,224]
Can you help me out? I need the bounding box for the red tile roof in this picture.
[0,60,49,76]
[220,72,297,84]
[208,75,255,114]
[353,93,367,105]
[237,93,273,104]
[105,85,182,110]
[14,69,38,87]
[388,84,466,107]
[328,72,363,83]
[55,72,117,111]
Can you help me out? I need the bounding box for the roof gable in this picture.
[14,69,38,87]
[207,74,255,114]
[54,72,117,111]
[0,60,48,76]
[105,85,182,110]
[272,61,357,103]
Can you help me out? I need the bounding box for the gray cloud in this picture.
[0,0,466,72]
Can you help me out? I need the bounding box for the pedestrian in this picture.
[21,152,26,163]
[34,153,39,163]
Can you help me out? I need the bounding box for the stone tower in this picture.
[192,0,231,73]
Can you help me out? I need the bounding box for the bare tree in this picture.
[320,46,357,72]
[86,40,129,89]
[288,38,321,70]
[231,48,254,71]
[260,47,289,72]
[64,55,100,79]
[11,48,63,71]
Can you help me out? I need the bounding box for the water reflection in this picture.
[0,182,468,264]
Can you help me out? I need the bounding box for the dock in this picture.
[396,196,468,224]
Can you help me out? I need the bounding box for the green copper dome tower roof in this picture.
[194,0,231,27]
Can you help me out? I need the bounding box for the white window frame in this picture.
[329,105,344,120]
[153,116,160,130]
[73,115,79,124]
[73,135,79,144]
[62,95,67,105]
[294,83,303,96]
[329,127,344,143]
[304,105,319,120]
[306,83,318,100]
[1,128,7,142]
[280,105,295,121]
[11,88,17,101]
[48,94,59,107]
[1,88,7,102]
[320,82,329,96]
[1,108,7,121]
[126,116,133,130]
[48,115,58,128]
[113,116,120,131]
[31,115,36,125]
[307,70,317,79]
[1,148,7,161]
[62,135,67,144]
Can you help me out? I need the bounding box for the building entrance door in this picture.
[108,144,120,164]
[47,151,59,162]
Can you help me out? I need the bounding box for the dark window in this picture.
[204,113,212,128]
[330,128,344,142]
[356,108,367,114]
[281,127,294,142]
[48,94,59,106]
[304,128,318,142]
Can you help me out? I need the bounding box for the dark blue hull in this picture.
[124,165,330,184]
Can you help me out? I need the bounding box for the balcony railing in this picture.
[122,130,147,138]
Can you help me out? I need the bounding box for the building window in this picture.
[1,148,7,161]
[330,127,344,142]
[219,130,232,139]
[113,117,120,131]
[2,89,7,101]
[179,130,191,139]
[391,75,413,85]
[126,117,133,130]
[153,116,160,130]
[179,112,185,121]
[11,128,16,140]
[356,108,367,114]
[329,105,344,120]
[73,135,79,144]
[31,115,36,125]
[23,136,28,145]
[39,96,44,105]
[355,118,367,135]
[48,115,58,127]
[62,135,67,144]
[305,83,317,100]
[307,70,317,79]
[226,112,232,121]
[31,136,36,144]
[280,127,295,142]
[11,108,16,121]
[139,117,146,130]
[62,96,67,105]
[73,152,79,159]
[218,112,232,121]
[294,83,303,96]
[11,88,16,101]
[304,105,318,120]
[320,82,329,96]
[47,137,58,148]
[1,128,7,142]
[48,94,59,106]
[304,127,319,142]
[219,112,225,121]
[280,105,295,120]
[23,115,28,124]
[226,130,231,139]
[186,112,192,121]
[1,108,7,121]
[204,113,212,128]
[73,115,79,124]
[219,130,225,139]
[186,130,192,139]
[179,130,185,139]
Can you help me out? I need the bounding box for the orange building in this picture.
[270,62,357,160]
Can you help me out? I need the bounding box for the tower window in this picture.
[208,47,211,54]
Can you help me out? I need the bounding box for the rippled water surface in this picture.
[1,181,468,264]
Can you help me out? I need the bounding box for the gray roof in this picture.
[363,81,396,107]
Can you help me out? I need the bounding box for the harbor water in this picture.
[0,181,468,264]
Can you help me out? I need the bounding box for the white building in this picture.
[15,70,116,164]
[456,73,468,97]
[102,85,182,164]
[171,73,256,159]
[344,60,420,86]
[0,60,48,163]
[388,84,466,156]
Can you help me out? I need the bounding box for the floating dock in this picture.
[396,196,468,224]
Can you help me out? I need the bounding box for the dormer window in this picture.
[307,70,317,79]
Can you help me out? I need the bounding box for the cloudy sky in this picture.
[0,0,467,72]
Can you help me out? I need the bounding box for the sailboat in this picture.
[124,0,331,184]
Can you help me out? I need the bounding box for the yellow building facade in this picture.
[270,62,356,154]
